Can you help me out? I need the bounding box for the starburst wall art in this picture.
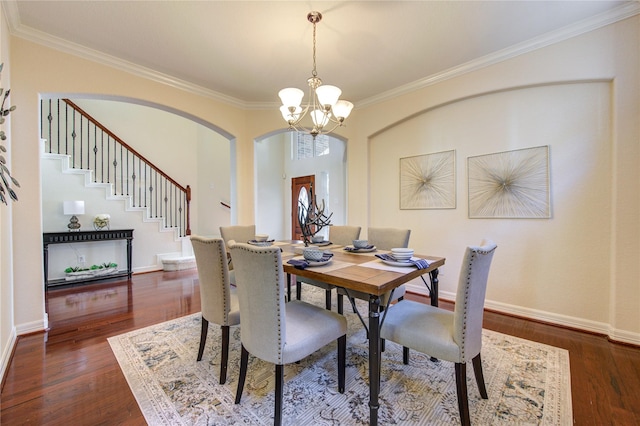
[468,145,550,218]
[400,150,456,209]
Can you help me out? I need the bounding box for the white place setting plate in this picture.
[298,257,332,267]
[344,246,377,253]
[313,240,333,247]
[380,257,418,267]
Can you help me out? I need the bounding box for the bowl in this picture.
[353,239,369,249]
[391,248,414,261]
[254,234,269,242]
[303,248,324,261]
[311,235,325,243]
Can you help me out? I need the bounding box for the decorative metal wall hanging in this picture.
[400,150,456,209]
[468,145,550,218]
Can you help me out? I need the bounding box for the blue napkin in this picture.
[375,253,431,269]
[344,245,375,252]
[288,252,333,269]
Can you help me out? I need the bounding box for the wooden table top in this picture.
[276,241,445,297]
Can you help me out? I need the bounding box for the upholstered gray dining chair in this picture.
[380,240,497,426]
[337,227,411,313]
[296,225,362,309]
[229,242,347,426]
[219,225,256,270]
[190,235,241,385]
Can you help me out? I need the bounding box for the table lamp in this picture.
[63,200,85,231]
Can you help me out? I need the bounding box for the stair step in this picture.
[161,256,196,271]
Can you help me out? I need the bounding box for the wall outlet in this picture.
[78,255,86,263]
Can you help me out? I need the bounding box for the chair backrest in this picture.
[228,242,286,365]
[453,239,497,362]
[219,225,256,245]
[190,235,234,326]
[329,225,361,246]
[367,227,411,250]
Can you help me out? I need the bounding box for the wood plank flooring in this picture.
[2,270,639,425]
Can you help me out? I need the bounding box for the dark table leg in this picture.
[126,237,133,278]
[368,295,381,426]
[429,268,439,307]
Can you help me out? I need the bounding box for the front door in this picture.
[291,175,315,240]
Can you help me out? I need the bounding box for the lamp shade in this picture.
[332,100,354,120]
[278,88,304,108]
[315,85,341,107]
[311,109,330,127]
[63,200,85,215]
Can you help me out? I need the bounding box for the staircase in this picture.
[40,99,194,276]
[41,99,191,238]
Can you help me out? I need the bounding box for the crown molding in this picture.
[357,2,640,108]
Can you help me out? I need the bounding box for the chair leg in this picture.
[472,353,488,399]
[338,335,346,393]
[275,364,284,426]
[325,289,332,310]
[219,325,230,384]
[235,345,249,404]
[455,363,471,426]
[337,293,344,314]
[403,346,410,365]
[197,317,209,361]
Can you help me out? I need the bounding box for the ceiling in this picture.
[4,1,636,108]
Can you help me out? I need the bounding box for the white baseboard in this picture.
[1,327,17,382]
[15,316,48,336]
[406,283,640,346]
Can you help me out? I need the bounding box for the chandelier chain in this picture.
[312,20,317,78]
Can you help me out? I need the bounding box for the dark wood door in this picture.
[291,175,315,240]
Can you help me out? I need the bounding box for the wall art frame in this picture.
[467,145,550,219]
[400,149,456,210]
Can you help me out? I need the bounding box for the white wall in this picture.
[370,82,611,326]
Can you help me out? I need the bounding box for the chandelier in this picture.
[278,11,353,138]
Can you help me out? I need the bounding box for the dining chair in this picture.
[190,235,241,385]
[380,240,497,426]
[229,242,347,426]
[337,227,411,314]
[296,225,362,309]
[219,225,256,270]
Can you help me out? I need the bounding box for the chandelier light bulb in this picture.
[332,100,354,120]
[315,85,341,108]
[278,88,304,108]
[280,105,302,122]
[311,109,330,127]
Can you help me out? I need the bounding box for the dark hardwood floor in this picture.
[2,270,639,425]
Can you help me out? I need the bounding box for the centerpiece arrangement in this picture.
[298,184,332,246]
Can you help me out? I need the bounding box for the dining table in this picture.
[272,240,446,426]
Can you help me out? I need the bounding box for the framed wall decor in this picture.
[400,150,456,209]
[468,145,550,218]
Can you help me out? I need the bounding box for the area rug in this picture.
[108,288,572,425]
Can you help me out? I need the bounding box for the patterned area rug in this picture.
[108,288,572,425]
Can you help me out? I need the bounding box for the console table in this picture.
[43,229,134,289]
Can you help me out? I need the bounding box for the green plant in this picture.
[0,63,19,205]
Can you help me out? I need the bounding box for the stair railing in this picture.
[41,99,191,237]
